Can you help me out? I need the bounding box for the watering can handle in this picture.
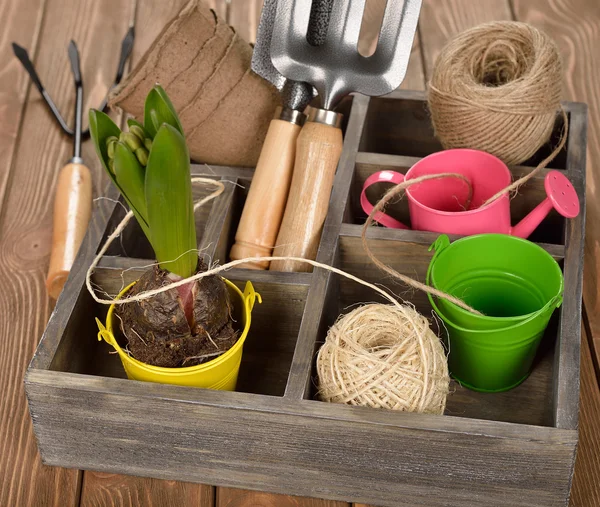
[360,171,410,229]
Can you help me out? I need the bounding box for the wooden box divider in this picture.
[24,90,587,507]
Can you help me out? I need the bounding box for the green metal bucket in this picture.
[427,234,563,332]
[426,234,564,392]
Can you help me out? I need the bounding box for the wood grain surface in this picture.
[0,3,49,505]
[217,488,348,507]
[3,0,600,506]
[418,0,513,77]
[0,0,46,208]
[0,0,132,504]
[80,474,214,507]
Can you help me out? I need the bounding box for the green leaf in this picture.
[89,109,121,178]
[145,124,197,278]
[113,142,149,228]
[89,109,150,235]
[143,85,184,139]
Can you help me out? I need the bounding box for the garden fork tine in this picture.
[375,0,422,77]
[325,0,366,49]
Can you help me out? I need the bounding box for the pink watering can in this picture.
[360,149,580,238]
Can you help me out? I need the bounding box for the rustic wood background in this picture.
[1,0,598,505]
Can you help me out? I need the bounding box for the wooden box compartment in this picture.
[26,91,587,507]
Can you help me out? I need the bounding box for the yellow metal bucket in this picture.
[96,280,261,390]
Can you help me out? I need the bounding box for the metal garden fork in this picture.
[268,0,422,271]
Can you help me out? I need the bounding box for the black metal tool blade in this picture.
[116,26,135,84]
[12,42,74,136]
[67,41,83,160]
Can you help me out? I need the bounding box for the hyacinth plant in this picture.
[90,85,238,368]
[90,85,197,278]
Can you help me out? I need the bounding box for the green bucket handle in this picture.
[426,234,451,288]
[428,234,451,256]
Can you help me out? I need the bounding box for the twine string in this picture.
[85,178,479,314]
[361,173,484,315]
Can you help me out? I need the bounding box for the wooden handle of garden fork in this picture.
[230,115,303,269]
[46,161,92,300]
[270,114,343,272]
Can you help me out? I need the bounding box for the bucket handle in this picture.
[546,294,563,311]
[428,235,451,261]
[425,235,451,290]
[96,318,118,350]
[243,281,262,313]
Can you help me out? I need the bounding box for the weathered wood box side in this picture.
[25,91,587,507]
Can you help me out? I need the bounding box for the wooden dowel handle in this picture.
[46,162,92,300]
[230,118,302,269]
[270,119,343,272]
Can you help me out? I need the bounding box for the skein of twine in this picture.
[85,177,453,414]
[315,303,449,414]
[427,21,568,206]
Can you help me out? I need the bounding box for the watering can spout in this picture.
[511,170,580,238]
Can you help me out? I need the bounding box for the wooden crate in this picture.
[25,90,587,507]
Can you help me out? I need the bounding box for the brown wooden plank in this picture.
[511,0,600,412]
[0,0,46,209]
[570,323,600,506]
[0,1,52,506]
[419,0,513,77]
[0,0,134,503]
[80,473,214,507]
[217,488,348,506]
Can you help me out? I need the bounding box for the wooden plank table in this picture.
[0,0,598,505]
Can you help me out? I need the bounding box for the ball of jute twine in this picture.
[316,304,449,414]
[428,21,563,166]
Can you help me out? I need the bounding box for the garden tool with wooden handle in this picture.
[46,41,92,300]
[269,0,422,272]
[13,29,135,299]
[229,0,317,270]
